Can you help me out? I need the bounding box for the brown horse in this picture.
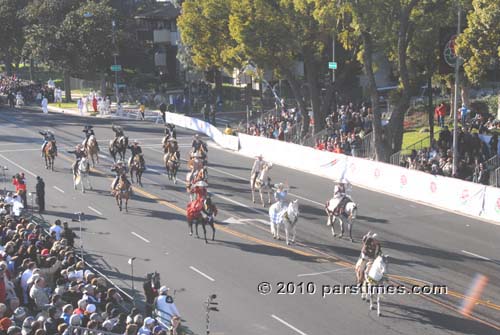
[162,137,178,154]
[43,141,57,171]
[85,135,99,167]
[164,152,180,184]
[113,176,131,212]
[129,154,145,186]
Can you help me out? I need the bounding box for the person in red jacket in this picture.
[12,174,27,207]
[435,103,447,128]
[92,96,98,113]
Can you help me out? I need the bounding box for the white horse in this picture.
[361,254,389,316]
[251,163,273,206]
[269,200,299,245]
[73,157,92,193]
[326,196,357,242]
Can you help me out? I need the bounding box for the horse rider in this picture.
[202,195,218,224]
[111,124,125,146]
[114,172,131,195]
[357,233,382,283]
[68,144,87,174]
[191,134,207,153]
[127,140,145,167]
[274,182,288,211]
[111,160,127,190]
[165,124,177,140]
[251,154,266,189]
[40,130,56,157]
[329,182,349,215]
[82,125,100,151]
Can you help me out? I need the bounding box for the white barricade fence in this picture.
[238,133,496,222]
[164,112,239,151]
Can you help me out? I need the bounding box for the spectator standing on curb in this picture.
[139,103,146,120]
[460,104,469,126]
[41,96,48,114]
[201,104,209,123]
[210,104,216,126]
[35,176,45,213]
[62,221,76,247]
[159,102,167,124]
[49,220,63,241]
[12,174,27,208]
[77,98,84,116]
[92,96,98,113]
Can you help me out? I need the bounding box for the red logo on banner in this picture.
[400,175,407,186]
[430,181,437,193]
[461,189,470,202]
[374,168,380,178]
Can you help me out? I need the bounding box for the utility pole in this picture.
[332,34,336,83]
[112,20,120,105]
[452,4,461,176]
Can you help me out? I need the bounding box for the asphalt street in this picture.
[0,106,499,335]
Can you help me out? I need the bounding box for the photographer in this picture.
[143,273,159,317]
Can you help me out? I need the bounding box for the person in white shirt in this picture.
[41,96,48,114]
[250,155,266,189]
[49,220,63,240]
[11,195,24,216]
[77,98,84,116]
[154,286,180,327]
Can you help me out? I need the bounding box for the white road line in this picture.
[0,154,37,177]
[53,186,65,194]
[148,168,160,173]
[131,232,151,243]
[88,206,103,216]
[461,250,491,261]
[189,266,215,282]
[271,315,308,335]
[98,154,108,159]
[297,267,352,277]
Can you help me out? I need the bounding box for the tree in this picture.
[178,0,237,95]
[341,0,424,161]
[23,0,116,102]
[456,0,500,85]
[0,0,27,74]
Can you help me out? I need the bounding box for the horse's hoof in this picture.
[339,234,343,238]
[205,240,208,244]
[332,233,337,237]
[252,200,256,204]
[370,305,374,311]
[189,232,193,236]
[378,312,382,317]
[286,241,290,245]
[350,238,354,243]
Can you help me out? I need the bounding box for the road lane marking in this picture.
[461,250,491,261]
[189,266,215,282]
[271,315,308,335]
[131,232,150,243]
[53,186,65,194]
[0,154,37,177]
[148,168,160,173]
[297,267,352,277]
[88,206,103,216]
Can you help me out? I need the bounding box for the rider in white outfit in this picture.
[251,155,266,189]
[328,182,349,214]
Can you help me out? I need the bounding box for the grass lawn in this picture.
[49,102,77,109]
[401,127,442,154]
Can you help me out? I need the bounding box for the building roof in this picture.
[134,3,180,21]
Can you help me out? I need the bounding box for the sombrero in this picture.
[194,180,208,187]
[167,138,177,142]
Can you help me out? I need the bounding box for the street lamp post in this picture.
[73,212,85,265]
[112,20,120,105]
[452,4,461,177]
[128,257,137,305]
[1,166,8,196]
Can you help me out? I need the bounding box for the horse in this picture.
[162,137,178,154]
[43,140,57,171]
[251,163,273,206]
[326,196,357,242]
[113,177,131,212]
[85,135,99,167]
[109,136,128,162]
[268,200,299,245]
[129,154,145,186]
[360,254,389,317]
[164,152,180,184]
[188,214,216,243]
[73,157,92,193]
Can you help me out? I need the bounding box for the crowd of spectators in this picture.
[0,74,54,106]
[398,106,499,185]
[0,186,183,335]
[313,103,373,157]
[245,100,303,142]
